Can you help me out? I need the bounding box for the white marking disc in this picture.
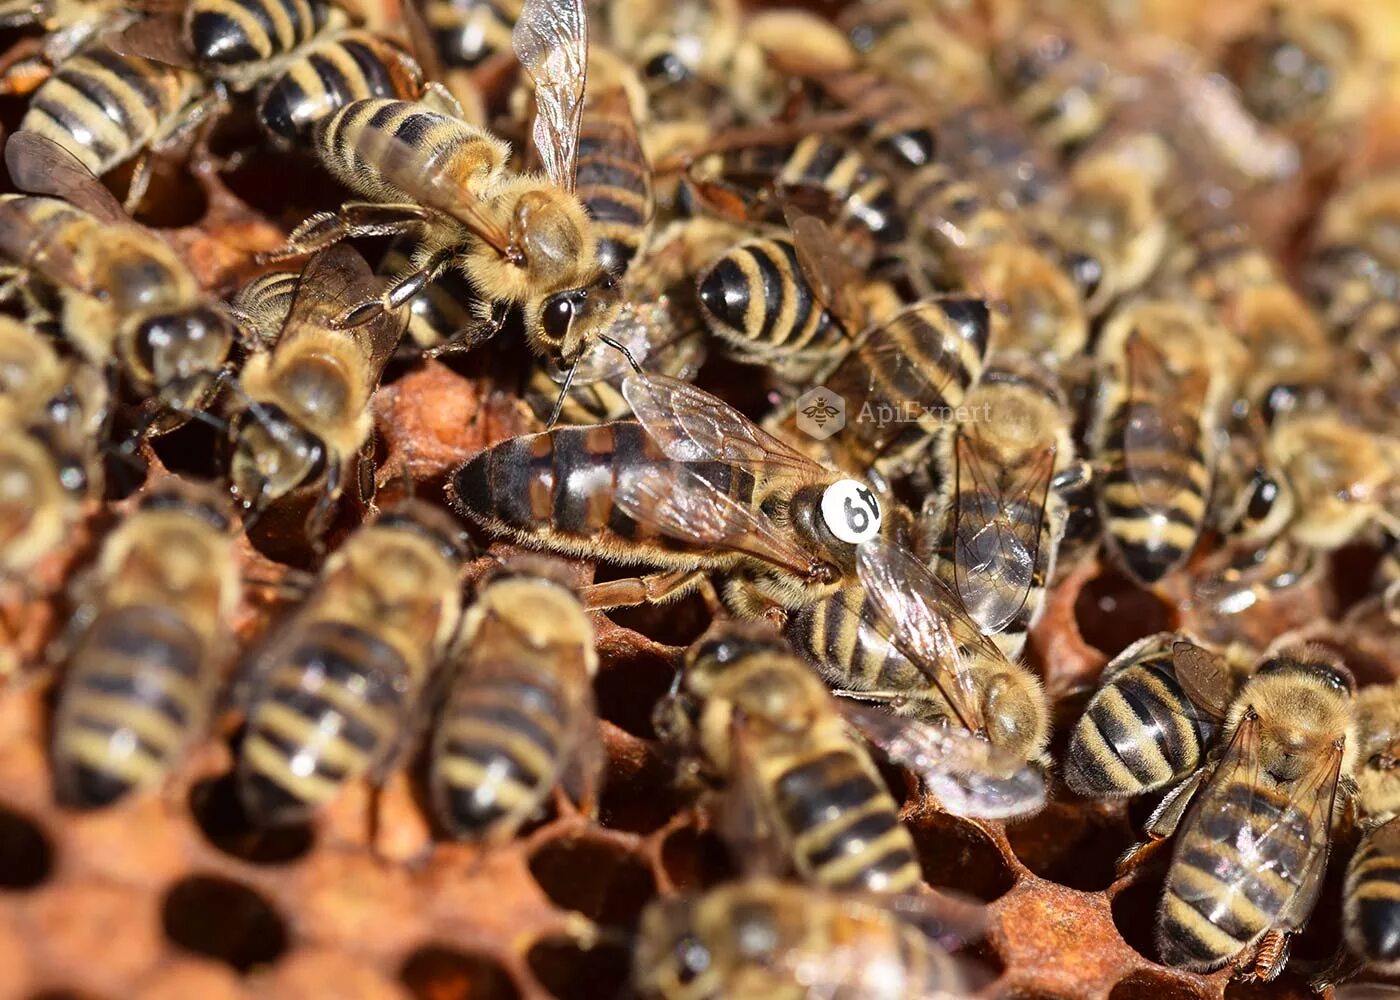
[821,479,882,544]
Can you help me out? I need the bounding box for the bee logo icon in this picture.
[796,387,846,441]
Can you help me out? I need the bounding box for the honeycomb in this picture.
[2,1,1400,999]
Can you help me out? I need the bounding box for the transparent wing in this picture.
[281,245,407,366]
[513,0,587,192]
[1177,712,1345,936]
[855,537,997,736]
[1123,329,1209,516]
[622,372,825,479]
[845,702,1045,819]
[102,13,197,69]
[5,131,128,225]
[952,434,1053,636]
[396,0,445,85]
[786,205,863,332]
[1169,639,1233,720]
[614,464,824,577]
[348,118,515,255]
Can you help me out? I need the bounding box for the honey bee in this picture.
[921,353,1081,658]
[1308,173,1400,335]
[227,267,303,347]
[17,44,213,211]
[836,0,991,106]
[663,621,923,893]
[415,0,519,71]
[992,19,1119,157]
[0,132,237,433]
[227,244,406,543]
[633,877,983,1000]
[428,556,601,842]
[0,0,136,95]
[274,0,628,373]
[766,295,990,482]
[1091,299,1237,585]
[1137,645,1357,979]
[449,371,898,615]
[51,478,239,808]
[1343,681,1400,974]
[236,499,469,824]
[1064,634,1228,800]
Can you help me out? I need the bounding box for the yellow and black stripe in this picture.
[576,91,653,279]
[185,0,332,69]
[20,49,202,175]
[1345,816,1400,969]
[238,620,409,824]
[422,0,518,69]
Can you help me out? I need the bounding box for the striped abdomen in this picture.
[761,743,921,893]
[20,49,202,175]
[258,31,420,146]
[52,606,211,808]
[1065,641,1219,798]
[1345,817,1400,969]
[449,422,751,560]
[431,673,571,839]
[776,136,904,248]
[314,98,502,204]
[424,0,518,69]
[185,0,331,69]
[820,297,988,476]
[696,237,848,366]
[230,268,299,345]
[576,92,653,278]
[1097,393,1210,584]
[1158,778,1321,970]
[238,619,411,823]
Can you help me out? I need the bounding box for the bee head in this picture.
[229,402,328,512]
[536,272,622,365]
[131,306,234,410]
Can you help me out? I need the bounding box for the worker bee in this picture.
[428,556,601,842]
[1308,172,1400,335]
[1344,677,1400,975]
[1064,634,1228,799]
[1140,645,1357,979]
[236,499,469,824]
[1224,1,1380,143]
[415,0,519,71]
[0,0,138,96]
[633,877,983,1000]
[0,132,237,434]
[17,43,214,211]
[766,295,990,482]
[227,243,406,543]
[1091,299,1237,585]
[922,353,1083,657]
[836,0,991,106]
[51,478,239,808]
[992,19,1119,157]
[274,0,629,375]
[450,371,899,614]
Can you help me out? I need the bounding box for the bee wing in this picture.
[280,245,406,364]
[1123,329,1209,516]
[396,0,445,85]
[614,463,824,577]
[347,119,515,256]
[855,537,994,736]
[952,434,1054,636]
[5,131,129,226]
[785,206,862,333]
[1179,711,1346,935]
[0,198,99,296]
[1169,639,1234,720]
[512,0,588,192]
[844,702,1046,818]
[102,13,198,69]
[622,372,825,480]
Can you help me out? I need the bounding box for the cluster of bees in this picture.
[1,0,1400,994]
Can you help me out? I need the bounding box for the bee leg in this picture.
[123,153,154,215]
[338,249,454,329]
[577,569,708,610]
[418,81,465,120]
[1117,768,1207,876]
[1242,930,1290,982]
[425,303,511,358]
[265,203,432,263]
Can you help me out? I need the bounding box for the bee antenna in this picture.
[547,353,581,429]
[600,335,643,374]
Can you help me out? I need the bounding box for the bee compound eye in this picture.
[820,479,882,544]
[542,295,576,342]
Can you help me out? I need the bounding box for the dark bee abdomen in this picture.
[427,0,517,69]
[1098,398,1210,584]
[1159,780,1314,969]
[186,0,329,67]
[53,606,209,809]
[780,136,904,247]
[1065,653,1216,797]
[786,587,930,700]
[449,422,749,555]
[21,50,194,174]
[697,237,848,358]
[259,33,416,146]
[1346,818,1400,966]
[431,674,568,839]
[769,747,920,893]
[576,101,652,278]
[238,619,408,823]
